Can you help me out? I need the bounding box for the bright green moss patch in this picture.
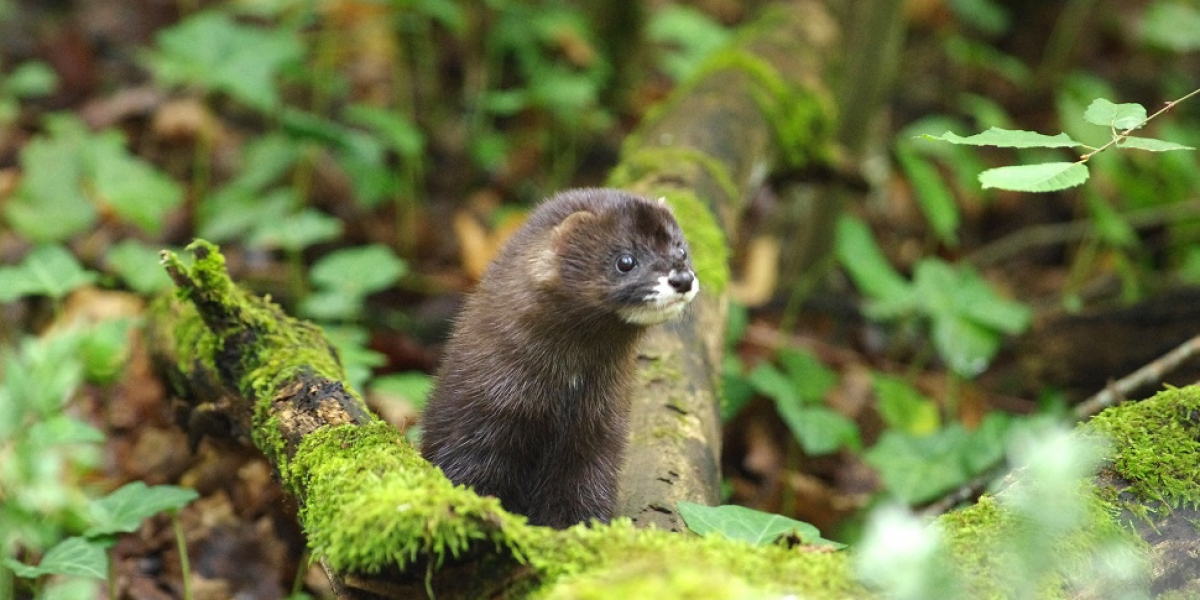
[160,240,366,460]
[288,421,531,573]
[664,188,730,294]
[1087,386,1200,511]
[527,519,863,600]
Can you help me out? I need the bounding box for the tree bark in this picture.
[610,0,842,530]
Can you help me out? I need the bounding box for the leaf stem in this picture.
[1079,86,1200,162]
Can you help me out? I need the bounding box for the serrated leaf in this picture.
[1082,98,1147,130]
[923,127,1080,148]
[677,502,842,548]
[979,162,1089,192]
[4,537,108,579]
[1116,136,1195,152]
[85,482,199,536]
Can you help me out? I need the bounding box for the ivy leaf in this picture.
[923,127,1080,148]
[1116,136,1195,152]
[979,162,1089,192]
[3,537,108,579]
[677,502,843,549]
[85,482,199,537]
[1082,98,1147,131]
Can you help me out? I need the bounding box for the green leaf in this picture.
[1142,1,1200,52]
[676,502,842,548]
[1081,98,1140,134]
[86,132,183,234]
[873,374,940,435]
[199,187,294,242]
[249,208,342,252]
[106,240,173,294]
[776,349,838,403]
[896,144,959,246]
[779,405,861,455]
[309,245,407,298]
[147,11,302,110]
[910,259,1029,377]
[370,372,434,411]
[4,117,95,242]
[1082,98,1147,131]
[344,104,425,157]
[78,318,134,385]
[835,215,911,302]
[720,356,755,421]
[746,363,799,407]
[4,537,108,579]
[27,414,105,447]
[1083,192,1136,248]
[0,245,97,302]
[1116,136,1195,152]
[865,428,973,504]
[647,5,732,81]
[979,161,1089,192]
[85,482,199,536]
[923,127,1080,148]
[4,61,58,97]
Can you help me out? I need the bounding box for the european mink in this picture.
[420,188,699,529]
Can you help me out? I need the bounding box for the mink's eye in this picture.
[615,254,637,273]
[673,247,687,261]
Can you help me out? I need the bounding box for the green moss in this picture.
[937,483,1149,599]
[161,240,371,468]
[528,519,864,600]
[1087,386,1200,511]
[664,189,730,294]
[288,421,531,573]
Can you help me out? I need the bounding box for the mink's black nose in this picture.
[668,270,695,293]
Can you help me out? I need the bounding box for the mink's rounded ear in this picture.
[531,210,596,286]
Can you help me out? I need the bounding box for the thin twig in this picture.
[1072,333,1200,419]
[1079,87,1200,162]
[922,332,1200,516]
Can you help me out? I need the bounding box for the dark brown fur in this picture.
[420,188,697,528]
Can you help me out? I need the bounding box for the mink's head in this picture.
[529,189,699,326]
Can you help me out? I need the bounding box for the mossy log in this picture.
[606,0,841,530]
[147,240,863,600]
[147,240,1200,598]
